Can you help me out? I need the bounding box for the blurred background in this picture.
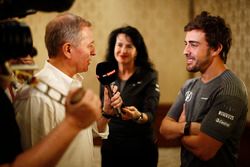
[20,0,249,119]
[11,0,249,166]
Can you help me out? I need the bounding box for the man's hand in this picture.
[178,109,186,123]
[178,104,201,135]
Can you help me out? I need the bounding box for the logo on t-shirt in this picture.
[218,110,234,120]
[185,91,192,102]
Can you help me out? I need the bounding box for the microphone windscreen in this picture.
[96,61,117,85]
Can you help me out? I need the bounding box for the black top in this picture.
[0,87,22,164]
[100,67,160,141]
[167,70,248,167]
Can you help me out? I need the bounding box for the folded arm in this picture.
[160,115,222,161]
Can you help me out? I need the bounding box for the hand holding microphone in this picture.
[96,61,124,117]
[102,84,122,114]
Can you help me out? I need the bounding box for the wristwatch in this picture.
[101,110,114,119]
[184,121,191,136]
[134,112,143,123]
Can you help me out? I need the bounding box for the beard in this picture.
[186,49,211,73]
[186,66,199,73]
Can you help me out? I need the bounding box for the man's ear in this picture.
[62,43,72,59]
[212,43,223,57]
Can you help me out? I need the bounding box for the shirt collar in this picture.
[44,61,73,87]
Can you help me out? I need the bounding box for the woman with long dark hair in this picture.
[100,25,160,167]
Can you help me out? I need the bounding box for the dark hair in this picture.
[105,25,154,70]
[0,19,36,63]
[184,11,232,64]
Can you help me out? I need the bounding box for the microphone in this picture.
[96,61,123,117]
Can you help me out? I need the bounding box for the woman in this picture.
[100,25,160,167]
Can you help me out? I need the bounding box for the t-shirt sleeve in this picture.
[167,79,195,120]
[200,95,247,142]
[167,91,185,120]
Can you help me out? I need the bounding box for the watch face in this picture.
[139,113,143,120]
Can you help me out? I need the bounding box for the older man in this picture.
[15,13,122,167]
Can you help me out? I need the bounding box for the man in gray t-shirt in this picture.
[160,11,248,167]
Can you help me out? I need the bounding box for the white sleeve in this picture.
[92,122,109,139]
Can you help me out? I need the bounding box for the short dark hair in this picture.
[184,11,232,64]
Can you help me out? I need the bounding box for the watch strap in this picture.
[184,121,191,136]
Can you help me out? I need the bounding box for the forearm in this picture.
[160,117,185,140]
[9,117,80,167]
[96,116,109,133]
[181,122,203,157]
[181,135,203,158]
[181,127,222,161]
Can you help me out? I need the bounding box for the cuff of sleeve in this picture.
[102,111,115,119]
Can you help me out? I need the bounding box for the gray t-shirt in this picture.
[167,70,248,167]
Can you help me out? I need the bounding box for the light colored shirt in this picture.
[14,61,108,167]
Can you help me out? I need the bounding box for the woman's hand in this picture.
[122,106,140,120]
[102,85,123,116]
